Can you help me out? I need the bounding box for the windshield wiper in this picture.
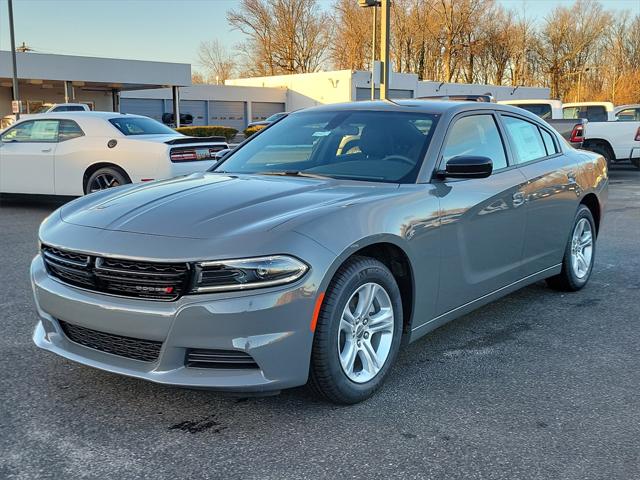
[257,170,331,179]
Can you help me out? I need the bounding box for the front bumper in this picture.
[31,254,317,392]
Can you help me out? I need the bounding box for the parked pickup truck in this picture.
[498,100,585,147]
[1,103,91,129]
[500,99,640,168]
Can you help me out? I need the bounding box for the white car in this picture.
[0,112,228,195]
[1,103,91,129]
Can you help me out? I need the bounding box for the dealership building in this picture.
[1,50,550,130]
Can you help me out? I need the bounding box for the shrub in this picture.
[244,125,266,138]
[175,126,238,142]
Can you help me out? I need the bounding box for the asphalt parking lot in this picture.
[1,165,639,480]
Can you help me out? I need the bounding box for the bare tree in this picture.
[228,0,331,76]
[197,39,237,83]
[331,0,372,70]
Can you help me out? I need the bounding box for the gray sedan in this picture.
[31,100,608,404]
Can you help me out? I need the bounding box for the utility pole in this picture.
[379,0,390,100]
[370,3,377,100]
[8,0,21,120]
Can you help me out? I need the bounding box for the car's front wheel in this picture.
[547,205,596,291]
[84,167,130,194]
[309,256,403,404]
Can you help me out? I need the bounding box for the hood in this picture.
[60,173,398,239]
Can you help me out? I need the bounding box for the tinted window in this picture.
[515,104,552,120]
[503,116,547,163]
[442,115,507,170]
[1,120,59,142]
[563,106,607,122]
[58,120,84,141]
[616,108,640,122]
[54,105,86,112]
[109,116,177,135]
[540,128,558,156]
[215,110,438,183]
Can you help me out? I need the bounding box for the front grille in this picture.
[59,320,162,362]
[185,349,259,369]
[42,245,190,301]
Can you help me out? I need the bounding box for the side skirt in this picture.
[409,264,561,343]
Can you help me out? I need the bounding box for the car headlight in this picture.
[192,255,309,293]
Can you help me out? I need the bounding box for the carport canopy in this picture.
[0,51,190,123]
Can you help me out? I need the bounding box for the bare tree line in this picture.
[195,0,640,103]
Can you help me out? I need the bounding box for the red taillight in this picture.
[570,124,584,143]
[635,127,640,142]
[170,149,198,162]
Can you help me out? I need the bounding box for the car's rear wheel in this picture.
[546,205,596,291]
[309,256,403,404]
[631,158,640,169]
[84,167,130,194]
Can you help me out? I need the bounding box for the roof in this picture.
[0,51,191,90]
[293,99,539,118]
[23,111,140,121]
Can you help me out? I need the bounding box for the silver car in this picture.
[31,101,608,404]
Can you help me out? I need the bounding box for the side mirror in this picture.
[442,156,493,179]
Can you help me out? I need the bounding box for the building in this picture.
[0,51,190,118]
[227,70,550,111]
[121,85,286,131]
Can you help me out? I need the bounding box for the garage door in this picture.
[179,100,207,126]
[252,102,285,122]
[210,101,246,130]
[120,98,164,122]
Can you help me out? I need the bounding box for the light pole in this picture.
[379,0,390,100]
[359,0,390,100]
[370,3,377,100]
[7,0,21,120]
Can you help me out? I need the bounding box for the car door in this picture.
[0,119,58,194]
[435,112,529,315]
[499,114,579,276]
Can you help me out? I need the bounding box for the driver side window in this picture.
[442,115,507,171]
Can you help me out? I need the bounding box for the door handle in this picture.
[41,148,52,153]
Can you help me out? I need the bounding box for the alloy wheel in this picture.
[338,282,395,383]
[89,173,121,192]
[570,218,593,279]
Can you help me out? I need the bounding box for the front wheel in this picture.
[546,205,596,291]
[309,256,403,404]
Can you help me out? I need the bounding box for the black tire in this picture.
[84,167,130,194]
[588,143,613,166]
[546,205,596,292]
[631,158,640,170]
[309,256,403,404]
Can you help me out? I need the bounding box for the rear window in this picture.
[513,104,552,119]
[563,106,608,122]
[109,116,177,136]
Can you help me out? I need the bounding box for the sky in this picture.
[1,0,639,69]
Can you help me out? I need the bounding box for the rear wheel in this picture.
[588,143,613,166]
[309,256,403,404]
[631,158,640,169]
[546,205,596,291]
[84,167,130,194]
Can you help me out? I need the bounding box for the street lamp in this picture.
[7,0,21,120]
[359,0,390,100]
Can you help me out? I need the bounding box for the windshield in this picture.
[214,110,438,183]
[31,104,54,114]
[109,116,177,136]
